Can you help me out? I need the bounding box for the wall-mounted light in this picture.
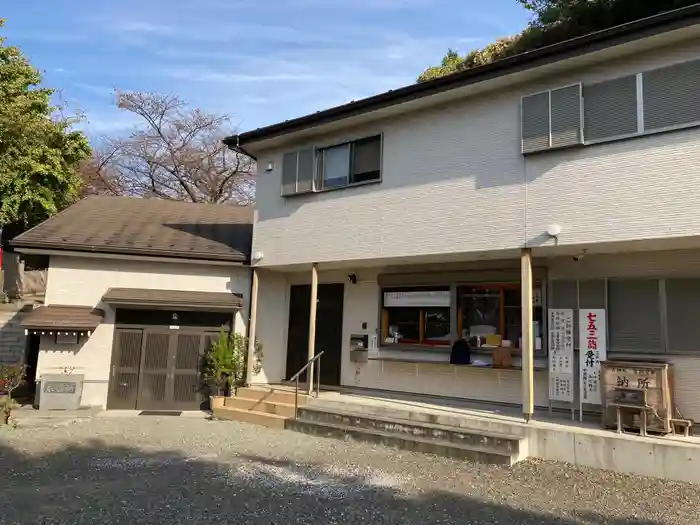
[546,224,562,238]
[265,161,274,172]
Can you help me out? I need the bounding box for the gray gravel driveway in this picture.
[0,416,698,524]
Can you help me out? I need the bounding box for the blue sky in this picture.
[3,1,532,138]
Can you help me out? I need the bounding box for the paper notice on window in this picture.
[548,309,574,402]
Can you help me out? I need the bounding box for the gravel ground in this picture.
[0,417,698,524]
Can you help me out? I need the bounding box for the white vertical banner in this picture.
[548,309,574,402]
[579,309,607,406]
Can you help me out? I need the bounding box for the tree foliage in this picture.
[417,0,699,82]
[0,20,91,231]
[84,92,255,204]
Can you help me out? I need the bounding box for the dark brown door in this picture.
[171,332,207,410]
[136,331,172,410]
[107,329,144,409]
[285,283,344,386]
[286,285,312,382]
[109,327,212,411]
[317,284,344,386]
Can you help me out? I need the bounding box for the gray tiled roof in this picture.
[11,196,253,262]
[21,305,105,330]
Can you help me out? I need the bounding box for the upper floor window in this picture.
[521,84,583,154]
[522,57,700,155]
[281,135,382,196]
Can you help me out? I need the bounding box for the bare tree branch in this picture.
[80,91,255,204]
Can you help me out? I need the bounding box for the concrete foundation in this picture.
[310,391,700,484]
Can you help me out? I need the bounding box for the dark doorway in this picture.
[24,333,41,396]
[285,283,344,386]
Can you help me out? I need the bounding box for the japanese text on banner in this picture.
[548,309,574,403]
[579,309,607,406]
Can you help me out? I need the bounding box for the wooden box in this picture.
[600,360,673,434]
[492,347,512,369]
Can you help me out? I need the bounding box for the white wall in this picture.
[253,38,700,267]
[254,267,549,406]
[255,248,700,420]
[250,269,288,384]
[38,255,251,408]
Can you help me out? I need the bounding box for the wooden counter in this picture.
[367,348,549,371]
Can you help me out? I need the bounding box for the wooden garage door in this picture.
[107,329,144,409]
[108,328,215,411]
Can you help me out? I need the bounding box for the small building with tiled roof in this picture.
[11,196,254,411]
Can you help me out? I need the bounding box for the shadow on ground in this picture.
[0,439,667,525]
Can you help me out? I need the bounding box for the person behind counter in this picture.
[449,338,471,365]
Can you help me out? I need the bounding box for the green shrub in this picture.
[202,331,262,396]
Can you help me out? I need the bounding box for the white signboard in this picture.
[383,290,450,307]
[548,309,574,402]
[579,309,607,405]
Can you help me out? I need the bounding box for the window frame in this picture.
[280,134,383,197]
[523,58,700,153]
[381,286,452,348]
[520,82,583,155]
[280,149,316,197]
[458,282,544,351]
[379,282,546,355]
[582,73,642,145]
[316,134,383,192]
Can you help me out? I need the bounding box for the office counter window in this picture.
[381,287,451,347]
[458,283,543,351]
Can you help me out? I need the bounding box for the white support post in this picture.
[521,248,534,421]
[246,268,259,386]
[307,263,319,395]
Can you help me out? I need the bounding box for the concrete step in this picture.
[286,419,519,465]
[212,406,289,429]
[225,396,297,418]
[236,386,310,406]
[297,406,525,458]
[308,398,529,439]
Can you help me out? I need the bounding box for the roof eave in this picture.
[11,243,250,265]
[222,136,257,161]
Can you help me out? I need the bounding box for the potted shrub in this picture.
[203,330,249,410]
[0,363,27,425]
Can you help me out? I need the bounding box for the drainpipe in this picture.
[307,263,319,395]
[246,268,259,386]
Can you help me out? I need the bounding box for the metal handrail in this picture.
[290,351,324,419]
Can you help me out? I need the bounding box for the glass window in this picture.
[424,307,451,344]
[460,286,500,340]
[322,144,350,188]
[386,307,421,343]
[351,136,381,183]
[459,284,543,350]
[382,287,450,347]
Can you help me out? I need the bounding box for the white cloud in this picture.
[164,70,323,84]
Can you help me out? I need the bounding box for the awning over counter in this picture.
[21,305,105,331]
[102,288,244,311]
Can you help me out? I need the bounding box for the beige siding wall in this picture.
[251,269,288,383]
[256,248,700,419]
[549,248,700,423]
[254,38,700,267]
[38,256,251,408]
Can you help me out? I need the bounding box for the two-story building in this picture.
[228,6,700,424]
